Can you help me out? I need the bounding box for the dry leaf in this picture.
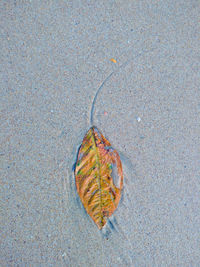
[75,126,123,229]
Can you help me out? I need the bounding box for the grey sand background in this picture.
[1,1,200,266]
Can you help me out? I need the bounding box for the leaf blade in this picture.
[75,126,123,229]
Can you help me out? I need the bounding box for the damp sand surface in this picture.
[1,1,200,266]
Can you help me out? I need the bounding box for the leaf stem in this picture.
[89,47,157,126]
[90,71,114,126]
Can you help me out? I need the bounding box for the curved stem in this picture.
[90,71,114,126]
[90,59,129,126]
[90,47,157,126]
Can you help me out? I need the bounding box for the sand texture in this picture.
[1,1,200,266]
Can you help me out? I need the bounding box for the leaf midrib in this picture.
[91,128,103,223]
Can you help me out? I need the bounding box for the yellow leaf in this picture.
[75,126,123,229]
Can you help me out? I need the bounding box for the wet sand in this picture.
[1,1,200,266]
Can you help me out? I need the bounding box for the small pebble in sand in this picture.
[110,58,117,63]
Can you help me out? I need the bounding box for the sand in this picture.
[1,1,200,266]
